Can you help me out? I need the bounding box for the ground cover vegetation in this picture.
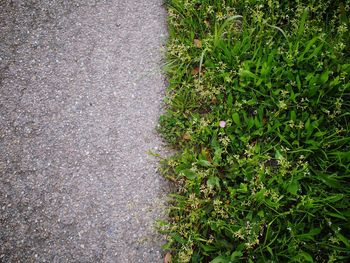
[158,0,350,262]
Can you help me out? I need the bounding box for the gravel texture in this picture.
[0,0,168,262]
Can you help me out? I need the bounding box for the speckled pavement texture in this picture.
[0,0,168,262]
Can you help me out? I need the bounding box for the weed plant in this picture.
[158,0,350,262]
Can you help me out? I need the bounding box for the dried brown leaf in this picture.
[192,67,200,75]
[263,117,267,125]
[183,132,191,140]
[164,253,172,263]
[194,39,202,48]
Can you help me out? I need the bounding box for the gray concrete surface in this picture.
[0,0,168,262]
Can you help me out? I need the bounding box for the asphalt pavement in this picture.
[0,0,168,262]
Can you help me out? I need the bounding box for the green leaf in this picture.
[317,173,342,188]
[161,242,172,250]
[207,176,220,189]
[299,36,318,61]
[299,251,314,262]
[239,69,258,79]
[239,183,248,193]
[254,188,266,201]
[296,74,302,91]
[325,212,347,220]
[213,148,223,165]
[267,246,273,257]
[306,43,324,61]
[329,76,340,87]
[297,228,321,240]
[275,149,283,160]
[201,244,217,252]
[324,194,344,203]
[231,251,243,260]
[297,9,308,36]
[320,71,330,84]
[258,210,264,218]
[336,232,350,248]
[305,118,310,130]
[180,169,196,180]
[227,94,233,105]
[211,256,230,263]
[287,179,299,195]
[290,110,296,121]
[197,159,212,167]
[232,112,241,126]
[254,116,261,128]
[171,233,186,244]
[247,117,254,129]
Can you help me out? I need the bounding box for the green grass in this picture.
[158,0,350,262]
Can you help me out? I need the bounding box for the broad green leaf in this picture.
[213,148,223,164]
[171,233,185,244]
[232,112,241,126]
[227,94,233,105]
[255,189,267,201]
[180,169,196,180]
[197,159,212,167]
[211,256,230,263]
[287,179,299,195]
[320,71,330,84]
[207,176,220,189]
[275,149,283,160]
[239,183,248,193]
[239,69,258,79]
[201,244,217,252]
[291,110,296,121]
